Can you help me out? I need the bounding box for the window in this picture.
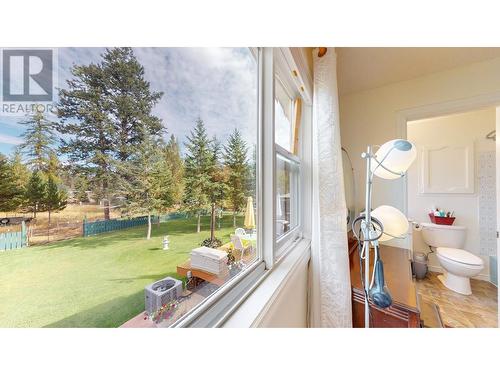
[0,47,311,328]
[0,47,261,328]
[274,54,303,258]
[276,148,300,238]
[275,79,294,152]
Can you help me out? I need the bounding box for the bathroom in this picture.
[407,107,498,327]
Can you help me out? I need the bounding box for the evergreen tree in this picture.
[9,150,30,210]
[163,134,184,206]
[46,151,61,182]
[183,118,213,233]
[74,175,90,203]
[10,150,30,186]
[223,129,250,227]
[57,61,115,219]
[120,132,174,239]
[248,144,257,201]
[101,47,164,161]
[208,136,227,241]
[0,153,21,213]
[18,110,57,172]
[24,171,47,218]
[57,47,165,220]
[45,175,67,236]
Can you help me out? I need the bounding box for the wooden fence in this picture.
[0,222,27,251]
[83,213,187,237]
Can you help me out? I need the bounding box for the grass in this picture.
[0,214,243,328]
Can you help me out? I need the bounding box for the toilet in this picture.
[421,223,484,295]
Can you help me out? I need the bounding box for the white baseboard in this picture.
[427,265,491,282]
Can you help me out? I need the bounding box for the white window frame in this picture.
[273,48,308,261]
[173,47,312,327]
[275,144,301,258]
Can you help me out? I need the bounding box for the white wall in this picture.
[339,57,500,250]
[407,108,495,279]
[222,244,310,328]
[255,256,309,327]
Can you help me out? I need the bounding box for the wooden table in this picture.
[176,246,256,287]
[176,260,229,287]
[349,237,421,328]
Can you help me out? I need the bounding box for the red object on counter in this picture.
[429,213,455,225]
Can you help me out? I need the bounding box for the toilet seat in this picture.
[437,247,483,267]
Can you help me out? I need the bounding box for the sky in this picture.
[0,47,258,157]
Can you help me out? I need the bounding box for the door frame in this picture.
[395,91,500,265]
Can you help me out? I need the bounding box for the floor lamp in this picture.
[353,139,417,328]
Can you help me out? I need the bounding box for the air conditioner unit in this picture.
[145,277,183,315]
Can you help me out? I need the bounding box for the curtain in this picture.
[309,48,352,328]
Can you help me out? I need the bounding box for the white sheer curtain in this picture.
[309,48,352,328]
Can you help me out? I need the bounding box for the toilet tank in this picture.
[421,223,466,248]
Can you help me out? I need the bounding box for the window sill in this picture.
[219,238,311,327]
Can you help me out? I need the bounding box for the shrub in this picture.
[200,237,222,248]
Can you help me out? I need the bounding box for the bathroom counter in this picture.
[349,238,421,328]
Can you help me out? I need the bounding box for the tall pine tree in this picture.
[119,132,174,239]
[163,134,184,206]
[18,110,57,172]
[208,136,227,241]
[248,144,257,202]
[45,175,67,238]
[101,47,164,161]
[8,150,30,210]
[24,171,47,218]
[223,128,250,227]
[46,151,61,182]
[183,118,213,233]
[0,153,22,213]
[74,174,90,203]
[57,61,115,219]
[57,48,164,220]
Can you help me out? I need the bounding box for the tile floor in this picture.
[416,272,498,328]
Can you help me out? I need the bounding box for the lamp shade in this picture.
[371,205,409,242]
[371,139,417,180]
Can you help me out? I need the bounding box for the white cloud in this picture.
[0,133,22,145]
[2,48,259,157]
[133,47,258,151]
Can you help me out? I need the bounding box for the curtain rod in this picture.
[318,47,327,57]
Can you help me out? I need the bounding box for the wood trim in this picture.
[292,97,302,155]
[281,48,313,105]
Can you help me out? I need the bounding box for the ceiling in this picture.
[336,47,500,95]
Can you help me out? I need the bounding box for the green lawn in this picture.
[0,215,242,328]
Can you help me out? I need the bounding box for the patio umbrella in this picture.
[244,196,256,230]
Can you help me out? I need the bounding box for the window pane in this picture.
[275,79,293,152]
[276,153,299,239]
[0,47,259,328]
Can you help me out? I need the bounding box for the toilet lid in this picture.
[421,223,466,231]
[437,247,483,266]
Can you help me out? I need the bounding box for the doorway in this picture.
[403,106,498,327]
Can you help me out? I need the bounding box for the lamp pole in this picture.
[362,146,373,328]
[356,139,415,328]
